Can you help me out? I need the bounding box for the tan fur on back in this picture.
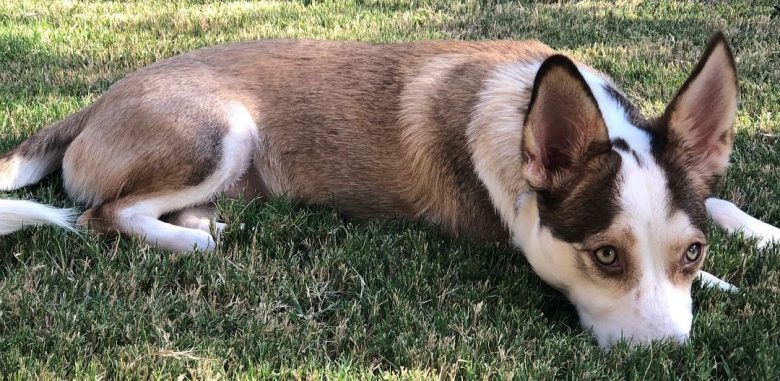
[61,39,556,240]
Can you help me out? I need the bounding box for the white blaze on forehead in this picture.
[579,66,702,259]
[574,66,699,346]
[578,68,653,153]
[620,154,694,284]
[576,152,697,346]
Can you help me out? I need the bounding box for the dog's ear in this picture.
[661,32,738,194]
[523,55,610,190]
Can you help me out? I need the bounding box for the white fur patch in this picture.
[0,152,60,191]
[698,270,738,292]
[578,68,654,153]
[115,102,258,252]
[468,62,541,227]
[706,198,780,249]
[0,199,76,235]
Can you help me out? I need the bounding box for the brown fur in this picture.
[41,40,555,239]
[579,221,640,292]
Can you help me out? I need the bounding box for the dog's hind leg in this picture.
[79,145,247,252]
[706,198,780,249]
[71,101,258,252]
[165,204,227,241]
[80,198,218,252]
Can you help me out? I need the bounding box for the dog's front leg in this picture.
[698,270,738,291]
[706,198,780,249]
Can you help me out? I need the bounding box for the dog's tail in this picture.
[0,108,91,235]
[0,199,76,235]
[0,107,92,191]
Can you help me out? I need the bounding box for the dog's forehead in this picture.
[614,147,696,238]
[537,67,707,245]
[582,71,707,240]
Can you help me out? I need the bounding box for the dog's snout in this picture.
[576,283,693,349]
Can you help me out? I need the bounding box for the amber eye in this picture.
[685,243,703,263]
[593,246,618,266]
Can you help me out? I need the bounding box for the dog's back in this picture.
[13,40,554,242]
[194,40,552,237]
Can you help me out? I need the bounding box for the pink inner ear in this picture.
[534,98,598,170]
[522,57,610,190]
[523,126,551,188]
[542,115,570,168]
[664,40,738,189]
[524,155,548,188]
[672,73,734,156]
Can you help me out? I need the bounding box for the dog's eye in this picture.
[685,243,703,262]
[593,246,618,266]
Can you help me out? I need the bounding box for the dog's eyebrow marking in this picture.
[611,138,630,151]
[601,84,651,130]
[630,150,643,167]
[611,138,644,167]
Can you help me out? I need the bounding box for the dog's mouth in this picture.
[573,290,693,349]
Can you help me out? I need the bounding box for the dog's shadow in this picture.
[217,197,584,340]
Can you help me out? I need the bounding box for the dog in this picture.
[1,32,778,348]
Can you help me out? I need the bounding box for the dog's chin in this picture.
[576,305,692,350]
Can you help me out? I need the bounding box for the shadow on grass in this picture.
[0,33,120,97]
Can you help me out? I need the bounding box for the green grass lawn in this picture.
[1,0,780,379]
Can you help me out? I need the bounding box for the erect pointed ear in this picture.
[522,55,611,190]
[661,32,738,194]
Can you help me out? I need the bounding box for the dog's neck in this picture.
[467,61,651,237]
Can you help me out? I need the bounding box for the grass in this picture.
[1,0,780,379]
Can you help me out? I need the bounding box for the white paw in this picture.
[168,229,216,252]
[705,198,780,251]
[212,222,227,243]
[698,270,738,292]
[213,221,227,233]
[754,225,780,250]
[191,230,217,252]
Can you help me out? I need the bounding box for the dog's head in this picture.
[518,33,737,348]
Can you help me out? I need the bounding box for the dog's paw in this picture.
[749,222,780,250]
[212,222,227,242]
[705,198,780,251]
[756,226,780,249]
[698,270,739,292]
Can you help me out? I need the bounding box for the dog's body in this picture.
[1,35,779,348]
